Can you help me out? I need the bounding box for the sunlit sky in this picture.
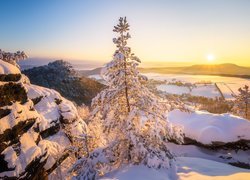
[0,0,250,66]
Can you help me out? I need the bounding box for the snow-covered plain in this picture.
[89,73,250,99]
[157,84,190,95]
[190,84,220,98]
[144,73,250,86]
[157,84,221,98]
[147,73,250,99]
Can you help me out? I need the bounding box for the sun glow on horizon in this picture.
[206,54,215,63]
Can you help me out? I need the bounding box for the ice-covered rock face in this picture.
[0,60,87,179]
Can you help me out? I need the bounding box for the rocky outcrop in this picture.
[0,59,87,179]
[22,60,104,105]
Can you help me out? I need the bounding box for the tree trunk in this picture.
[124,59,130,113]
[246,103,248,119]
[121,32,130,113]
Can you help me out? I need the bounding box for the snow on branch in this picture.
[0,49,28,68]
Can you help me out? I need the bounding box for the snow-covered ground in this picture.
[101,142,250,180]
[101,157,250,180]
[176,157,250,180]
[190,84,220,98]
[157,83,221,98]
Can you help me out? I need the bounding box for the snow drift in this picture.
[168,109,250,145]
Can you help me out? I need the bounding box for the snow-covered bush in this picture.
[71,17,183,179]
[76,104,90,121]
[0,49,28,68]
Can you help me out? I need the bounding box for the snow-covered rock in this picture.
[168,109,250,145]
[0,60,87,179]
[0,59,20,74]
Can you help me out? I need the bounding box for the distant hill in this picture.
[141,63,250,76]
[79,63,250,77]
[23,60,104,105]
[182,63,250,75]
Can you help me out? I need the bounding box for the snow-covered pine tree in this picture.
[70,17,183,179]
[0,49,28,68]
[233,85,250,119]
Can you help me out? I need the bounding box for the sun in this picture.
[206,54,215,63]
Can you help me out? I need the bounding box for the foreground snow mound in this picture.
[0,59,20,74]
[0,61,87,179]
[101,157,250,180]
[169,109,250,145]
